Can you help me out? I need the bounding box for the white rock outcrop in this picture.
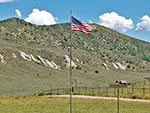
[20,51,32,61]
[20,51,58,69]
[115,62,126,70]
[74,58,80,62]
[37,55,58,69]
[37,55,48,66]
[112,62,119,69]
[63,55,77,69]
[51,61,59,69]
[0,54,6,64]
[30,54,41,64]
[45,59,54,67]
[12,53,17,58]
[102,63,109,70]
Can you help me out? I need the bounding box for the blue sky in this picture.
[0,0,150,42]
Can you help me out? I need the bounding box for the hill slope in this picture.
[0,18,150,96]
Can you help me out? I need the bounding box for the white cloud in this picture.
[99,12,134,32]
[0,0,14,3]
[136,15,150,31]
[25,8,56,25]
[88,20,93,23]
[15,9,22,18]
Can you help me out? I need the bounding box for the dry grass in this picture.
[0,96,150,113]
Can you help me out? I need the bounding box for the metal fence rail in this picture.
[44,85,150,97]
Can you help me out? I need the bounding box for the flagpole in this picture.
[69,13,92,113]
[69,10,73,113]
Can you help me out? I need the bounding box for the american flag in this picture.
[71,16,92,34]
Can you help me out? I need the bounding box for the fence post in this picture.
[132,82,134,95]
[85,86,87,95]
[114,88,116,96]
[143,80,146,95]
[57,88,59,94]
[98,87,101,95]
[106,87,108,95]
[92,87,94,95]
[63,88,65,94]
[121,88,123,97]
[143,87,145,95]
[117,86,120,113]
[149,81,150,94]
[78,87,80,94]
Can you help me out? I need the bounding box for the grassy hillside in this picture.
[0,18,150,96]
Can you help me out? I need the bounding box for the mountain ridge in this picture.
[0,18,150,96]
[1,17,150,71]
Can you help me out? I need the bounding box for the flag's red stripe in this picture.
[71,16,92,34]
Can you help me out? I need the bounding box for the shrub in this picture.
[76,65,82,70]
[84,70,87,73]
[140,55,150,62]
[95,70,99,73]
[34,91,52,96]
[127,65,131,68]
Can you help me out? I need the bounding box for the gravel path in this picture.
[44,95,150,103]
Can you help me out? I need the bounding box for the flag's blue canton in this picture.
[71,16,82,26]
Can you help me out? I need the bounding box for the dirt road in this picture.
[45,95,150,103]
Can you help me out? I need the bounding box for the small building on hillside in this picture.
[119,80,128,85]
[110,80,128,88]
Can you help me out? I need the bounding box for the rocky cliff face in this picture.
[1,49,150,73]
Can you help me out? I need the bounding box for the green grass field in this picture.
[0,96,150,113]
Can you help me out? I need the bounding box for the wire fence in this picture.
[42,82,150,97]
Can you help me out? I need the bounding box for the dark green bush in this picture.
[95,70,99,73]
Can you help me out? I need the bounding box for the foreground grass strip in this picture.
[0,96,150,113]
